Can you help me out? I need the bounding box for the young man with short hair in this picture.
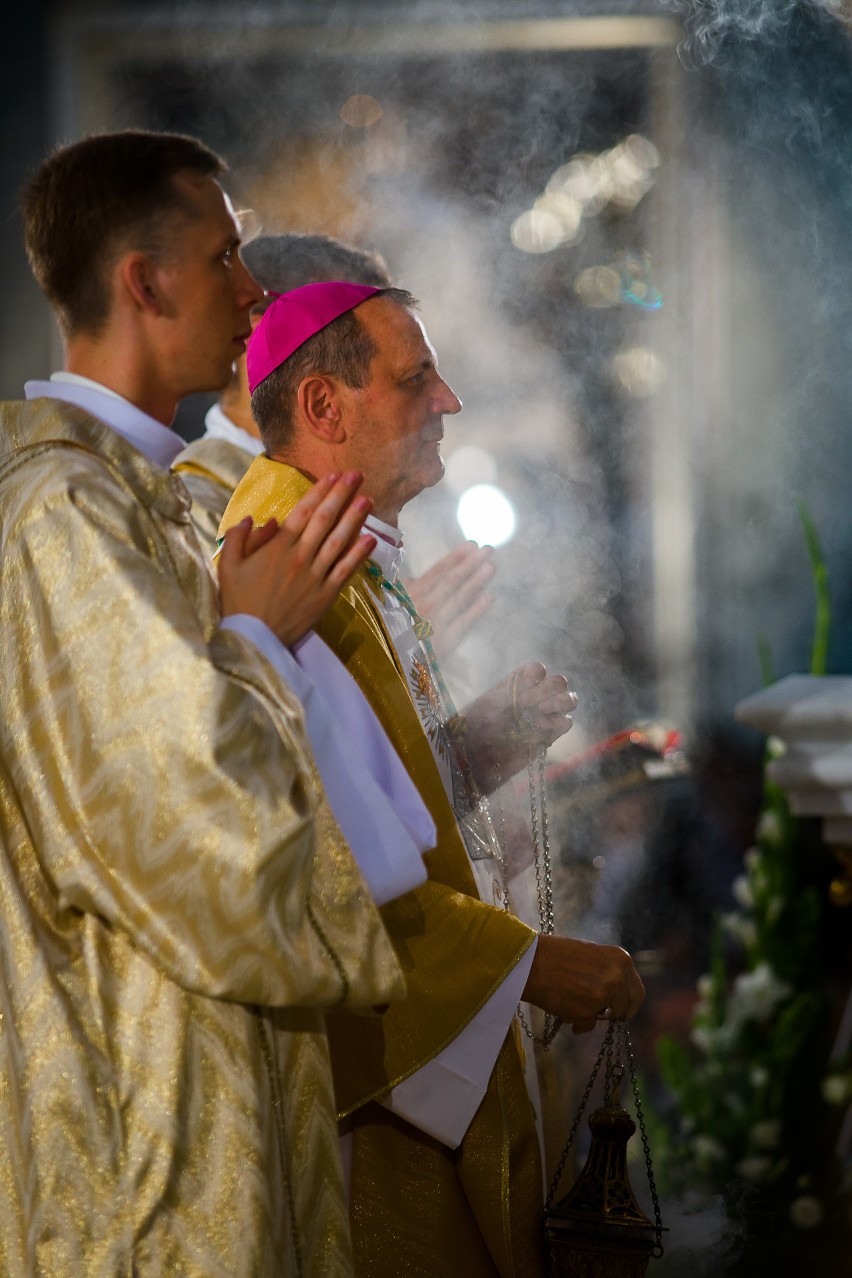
[0,131,422,1278]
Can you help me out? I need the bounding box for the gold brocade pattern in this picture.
[221,459,545,1278]
[172,435,255,556]
[0,401,404,1278]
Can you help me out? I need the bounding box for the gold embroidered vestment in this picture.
[222,458,545,1278]
[172,433,255,555]
[0,401,404,1278]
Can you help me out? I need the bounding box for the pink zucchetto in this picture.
[246,281,384,394]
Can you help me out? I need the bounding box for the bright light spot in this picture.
[444,445,498,494]
[456,484,516,547]
[545,136,660,220]
[624,134,660,171]
[547,154,598,205]
[510,208,564,254]
[606,142,654,210]
[608,142,648,188]
[574,265,622,308]
[535,191,583,241]
[610,347,667,398]
[586,155,614,210]
[340,94,383,127]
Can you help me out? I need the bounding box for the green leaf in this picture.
[657,1034,694,1095]
[797,501,831,676]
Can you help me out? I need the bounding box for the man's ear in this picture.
[299,375,346,442]
[117,252,167,318]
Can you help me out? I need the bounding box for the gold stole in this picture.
[172,435,255,494]
[222,459,545,1277]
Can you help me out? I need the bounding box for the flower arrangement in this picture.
[655,507,851,1269]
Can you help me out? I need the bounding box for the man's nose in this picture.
[434,377,462,416]
[234,256,264,309]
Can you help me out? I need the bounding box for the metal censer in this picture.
[544,1019,666,1277]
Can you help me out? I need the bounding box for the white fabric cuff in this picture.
[219,615,433,905]
[380,937,537,1148]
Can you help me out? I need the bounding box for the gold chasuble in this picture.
[222,459,546,1278]
[173,434,254,554]
[0,402,405,1278]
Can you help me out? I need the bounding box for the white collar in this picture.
[24,373,186,470]
[203,402,265,457]
[365,512,405,582]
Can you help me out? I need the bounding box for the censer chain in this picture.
[543,1020,613,1215]
[624,1021,665,1257]
[494,744,561,1050]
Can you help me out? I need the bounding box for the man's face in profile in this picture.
[153,175,263,397]
[340,297,462,520]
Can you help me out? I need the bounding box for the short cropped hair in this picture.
[23,130,226,337]
[241,233,392,294]
[251,287,417,454]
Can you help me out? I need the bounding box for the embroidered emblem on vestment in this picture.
[410,655,448,759]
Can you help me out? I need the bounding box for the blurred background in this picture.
[6,1,852,730]
[3,0,851,1270]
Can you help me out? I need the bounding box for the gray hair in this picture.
[242,233,392,294]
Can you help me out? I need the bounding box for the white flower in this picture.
[750,1065,769,1089]
[696,974,714,999]
[750,1120,781,1150]
[789,1195,823,1230]
[721,913,757,947]
[732,875,755,909]
[766,736,787,760]
[727,962,792,1028]
[691,1022,736,1054]
[744,847,762,872]
[736,1155,772,1183]
[757,809,784,847]
[691,1025,714,1052]
[693,1135,726,1165]
[734,961,791,1006]
[821,1075,849,1106]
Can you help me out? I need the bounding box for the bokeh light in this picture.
[456,484,517,547]
[574,265,623,308]
[340,94,383,127]
[610,347,666,398]
[512,133,661,254]
[510,207,564,254]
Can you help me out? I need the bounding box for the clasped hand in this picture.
[217,471,375,647]
[464,661,579,792]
